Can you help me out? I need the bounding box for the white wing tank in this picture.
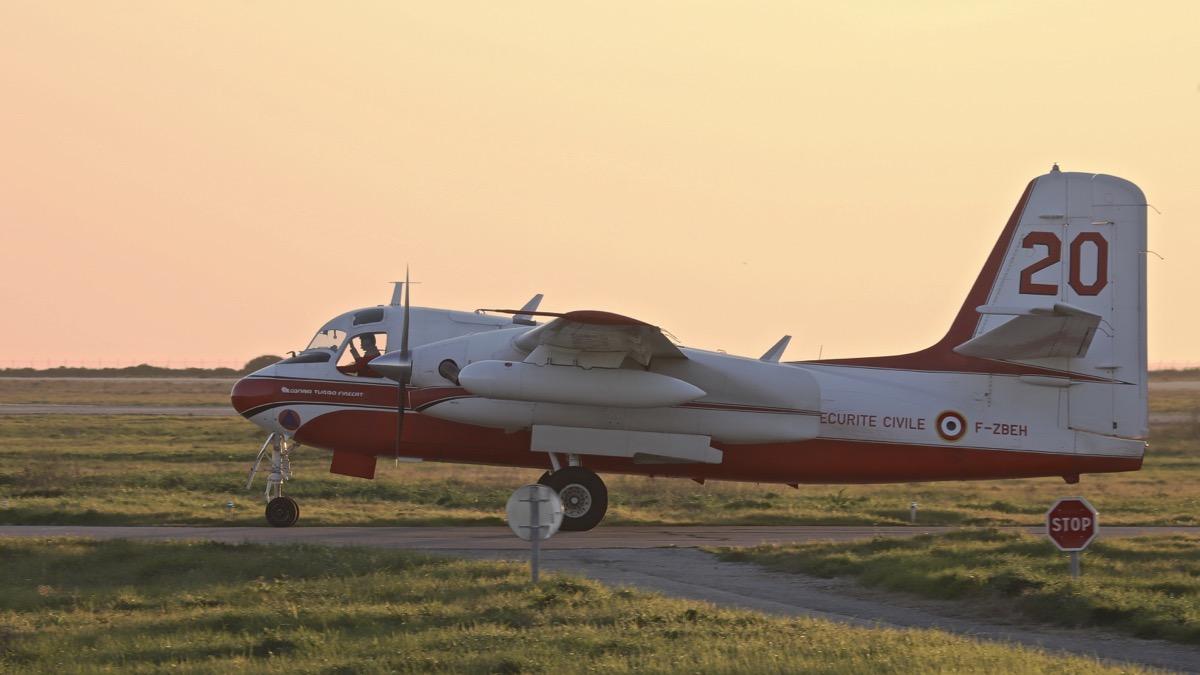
[458,360,706,408]
[419,347,822,445]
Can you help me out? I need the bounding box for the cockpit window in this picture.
[353,308,385,326]
[337,332,389,378]
[306,329,343,351]
[278,351,332,365]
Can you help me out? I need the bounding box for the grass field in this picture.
[0,378,234,407]
[0,375,1197,527]
[0,537,1147,674]
[0,376,1196,670]
[0,413,1198,528]
[716,529,1200,646]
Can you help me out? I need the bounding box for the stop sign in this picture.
[1046,497,1098,551]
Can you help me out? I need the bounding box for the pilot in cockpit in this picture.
[338,333,382,377]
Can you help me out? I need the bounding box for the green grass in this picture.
[1148,384,1200,414]
[0,377,235,407]
[0,413,1198,527]
[715,529,1200,645]
[0,537,1143,674]
[0,377,1194,669]
[0,376,1197,527]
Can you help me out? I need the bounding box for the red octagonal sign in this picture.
[1046,497,1098,552]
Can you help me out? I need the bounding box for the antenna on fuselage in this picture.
[389,280,420,306]
[396,271,411,462]
[512,294,545,326]
[759,335,792,363]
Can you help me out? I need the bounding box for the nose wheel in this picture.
[538,466,608,531]
[265,496,300,527]
[246,433,302,527]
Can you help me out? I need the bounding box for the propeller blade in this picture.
[367,352,411,459]
[401,268,410,356]
[397,269,412,460]
[370,269,414,461]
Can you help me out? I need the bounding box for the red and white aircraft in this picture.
[232,167,1148,530]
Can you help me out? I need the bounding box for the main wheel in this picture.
[266,496,300,527]
[538,466,608,531]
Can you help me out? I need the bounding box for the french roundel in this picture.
[936,411,967,442]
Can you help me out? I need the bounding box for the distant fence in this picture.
[2,358,246,370]
[1150,362,1200,371]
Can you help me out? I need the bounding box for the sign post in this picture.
[506,484,563,583]
[1045,497,1098,580]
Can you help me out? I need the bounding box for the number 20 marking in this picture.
[1019,231,1109,296]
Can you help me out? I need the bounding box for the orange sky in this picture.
[2,2,1197,369]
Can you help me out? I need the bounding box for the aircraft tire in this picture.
[266,496,300,528]
[539,466,607,531]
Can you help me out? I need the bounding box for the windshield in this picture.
[305,328,343,351]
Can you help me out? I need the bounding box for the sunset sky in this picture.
[2,2,1197,369]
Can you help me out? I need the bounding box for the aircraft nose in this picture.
[230,373,276,417]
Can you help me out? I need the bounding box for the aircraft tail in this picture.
[824,166,1148,440]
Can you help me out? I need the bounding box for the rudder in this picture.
[953,167,1148,439]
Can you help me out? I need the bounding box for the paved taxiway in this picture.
[3,525,1199,672]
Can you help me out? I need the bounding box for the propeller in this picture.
[369,270,413,460]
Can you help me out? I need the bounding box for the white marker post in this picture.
[506,484,563,583]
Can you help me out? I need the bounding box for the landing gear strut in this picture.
[246,433,301,527]
[538,465,608,531]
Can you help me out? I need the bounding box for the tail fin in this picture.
[826,167,1148,439]
[957,167,1148,438]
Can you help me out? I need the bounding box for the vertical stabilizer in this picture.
[818,168,1148,440]
[956,172,1145,366]
[955,170,1147,438]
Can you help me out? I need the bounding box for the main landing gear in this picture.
[538,464,608,531]
[242,436,610,531]
[246,432,301,527]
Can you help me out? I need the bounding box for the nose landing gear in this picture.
[246,433,301,527]
[265,495,300,528]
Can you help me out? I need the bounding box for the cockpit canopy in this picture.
[278,307,392,375]
[275,302,518,373]
[304,308,388,352]
[305,328,344,352]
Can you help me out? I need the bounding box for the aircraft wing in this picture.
[511,310,687,368]
[953,303,1102,361]
[457,309,712,463]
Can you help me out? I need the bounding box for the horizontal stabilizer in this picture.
[953,303,1102,360]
